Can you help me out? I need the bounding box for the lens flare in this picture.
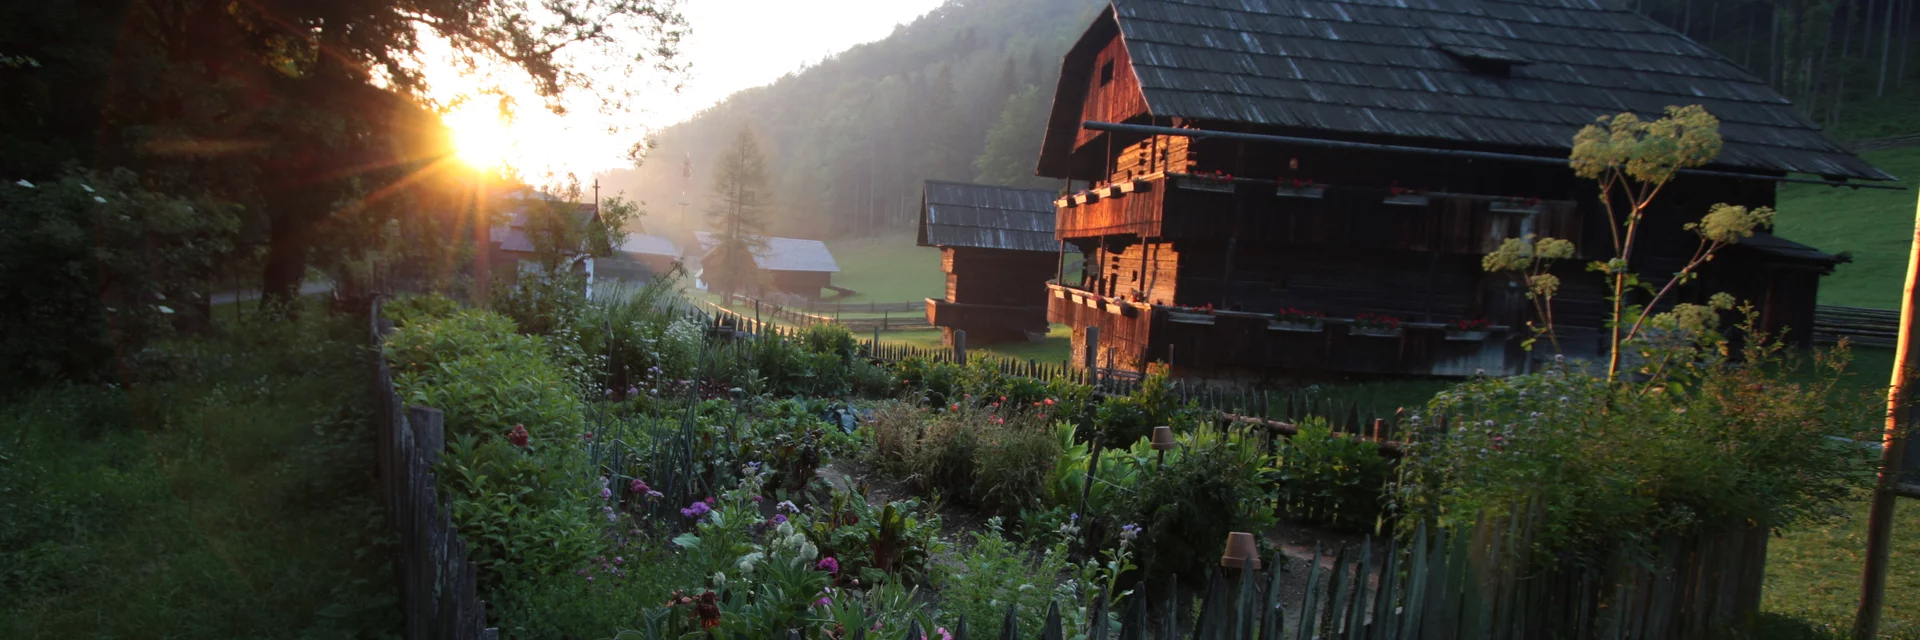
[444,105,513,168]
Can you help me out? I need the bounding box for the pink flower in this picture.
[817,557,840,574]
[506,424,530,448]
[936,628,953,640]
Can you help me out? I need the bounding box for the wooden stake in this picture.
[1854,190,1920,640]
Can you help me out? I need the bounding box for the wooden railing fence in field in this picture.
[370,300,498,640]
[1842,132,1920,152]
[1814,305,1900,349]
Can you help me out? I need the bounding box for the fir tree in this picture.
[705,127,771,302]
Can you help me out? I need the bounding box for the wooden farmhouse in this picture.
[695,232,842,299]
[486,190,601,279]
[919,180,1064,345]
[1039,0,1893,378]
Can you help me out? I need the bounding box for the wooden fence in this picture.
[370,300,498,640]
[1843,132,1920,152]
[717,297,935,332]
[1814,304,1899,349]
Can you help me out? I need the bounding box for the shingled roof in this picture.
[695,232,841,273]
[918,180,1063,253]
[1040,0,1891,182]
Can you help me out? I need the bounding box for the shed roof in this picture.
[696,232,841,273]
[918,180,1063,252]
[620,233,681,257]
[1735,232,1846,267]
[1039,0,1891,182]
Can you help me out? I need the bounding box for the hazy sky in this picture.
[456,0,948,181]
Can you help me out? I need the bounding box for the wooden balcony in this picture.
[926,298,1047,333]
[1047,283,1525,378]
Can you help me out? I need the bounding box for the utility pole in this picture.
[1855,189,1920,640]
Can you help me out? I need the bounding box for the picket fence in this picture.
[370,300,499,640]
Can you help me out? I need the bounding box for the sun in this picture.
[444,104,514,168]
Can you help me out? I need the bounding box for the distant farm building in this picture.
[695,232,842,298]
[1039,0,1890,378]
[919,180,1063,344]
[486,190,600,282]
[597,233,683,283]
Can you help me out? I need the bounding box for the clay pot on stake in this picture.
[1151,425,1177,466]
[1221,531,1261,571]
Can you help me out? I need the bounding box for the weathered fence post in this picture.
[1085,325,1100,376]
[954,330,968,365]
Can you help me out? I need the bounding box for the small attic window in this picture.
[1100,60,1115,86]
[1440,44,1531,78]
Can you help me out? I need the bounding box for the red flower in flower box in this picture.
[1450,318,1492,332]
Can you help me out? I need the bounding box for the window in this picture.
[1099,61,1114,86]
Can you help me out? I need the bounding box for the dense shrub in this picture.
[384,308,599,598]
[1123,427,1277,583]
[381,292,462,328]
[1395,320,1882,561]
[1272,417,1392,532]
[1,169,237,389]
[386,310,585,441]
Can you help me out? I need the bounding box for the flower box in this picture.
[1350,327,1404,338]
[1274,185,1326,199]
[1097,185,1125,199]
[1055,196,1075,209]
[1383,193,1430,207]
[1117,179,1152,194]
[1445,330,1491,342]
[1073,191,1099,205]
[1103,301,1124,315]
[1268,320,1323,333]
[1173,175,1236,193]
[1168,310,1216,325]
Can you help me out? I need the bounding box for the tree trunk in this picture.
[260,216,310,311]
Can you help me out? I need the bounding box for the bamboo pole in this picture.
[1854,190,1919,639]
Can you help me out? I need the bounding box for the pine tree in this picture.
[998,55,1020,99]
[705,127,771,302]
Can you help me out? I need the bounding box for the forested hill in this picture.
[599,0,1102,240]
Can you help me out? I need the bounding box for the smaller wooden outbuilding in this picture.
[695,232,842,298]
[919,180,1063,344]
[597,233,682,283]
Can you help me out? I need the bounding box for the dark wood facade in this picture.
[919,181,1063,344]
[1034,1,1877,379]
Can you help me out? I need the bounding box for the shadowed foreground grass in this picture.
[0,313,397,639]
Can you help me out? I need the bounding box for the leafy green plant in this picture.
[1272,417,1391,532]
[1124,426,1277,583]
[799,488,944,584]
[381,292,462,328]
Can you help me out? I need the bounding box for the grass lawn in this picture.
[876,324,1075,363]
[0,313,397,638]
[825,234,946,303]
[1775,146,1920,309]
[826,232,1082,305]
[1763,492,1920,636]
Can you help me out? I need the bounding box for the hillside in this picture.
[602,0,1101,241]
[1775,146,1920,309]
